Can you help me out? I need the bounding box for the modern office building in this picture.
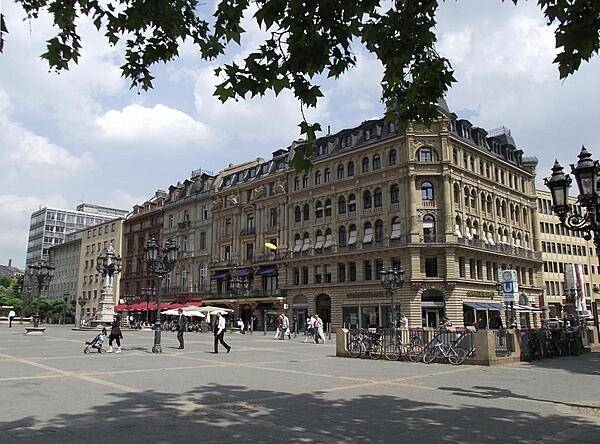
[25,203,128,267]
[536,188,598,320]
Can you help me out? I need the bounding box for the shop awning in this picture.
[256,265,278,276]
[463,302,504,310]
[211,270,229,280]
[232,268,252,278]
[515,304,543,313]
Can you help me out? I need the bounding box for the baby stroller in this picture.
[84,328,107,354]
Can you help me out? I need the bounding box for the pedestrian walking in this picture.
[176,308,187,349]
[107,315,123,353]
[237,318,245,334]
[7,309,16,328]
[282,314,291,339]
[399,314,409,328]
[213,312,231,354]
[273,314,283,340]
[314,314,325,344]
[304,314,315,343]
[248,315,255,334]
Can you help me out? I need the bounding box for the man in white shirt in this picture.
[213,312,231,354]
[7,309,16,328]
[282,314,291,339]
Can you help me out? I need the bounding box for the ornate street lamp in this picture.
[77,296,87,326]
[545,147,600,325]
[545,147,600,251]
[28,261,55,328]
[96,242,122,323]
[380,266,405,328]
[144,236,178,353]
[141,286,154,325]
[124,293,133,326]
[230,274,249,321]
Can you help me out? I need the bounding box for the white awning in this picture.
[301,239,311,251]
[323,235,333,248]
[363,228,373,244]
[390,230,401,239]
[314,236,324,250]
[348,234,357,245]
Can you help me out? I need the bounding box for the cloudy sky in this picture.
[1,0,599,269]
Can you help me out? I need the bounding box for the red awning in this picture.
[115,300,203,312]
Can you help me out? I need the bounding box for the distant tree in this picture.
[3,1,599,168]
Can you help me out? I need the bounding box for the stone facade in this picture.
[280,107,543,330]
[76,218,124,322]
[48,237,81,308]
[162,170,216,302]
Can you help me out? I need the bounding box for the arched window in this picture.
[454,183,461,203]
[315,201,323,219]
[391,217,401,239]
[315,170,322,185]
[464,187,470,207]
[338,226,347,247]
[363,190,372,209]
[421,182,434,201]
[362,157,369,173]
[303,204,310,221]
[470,189,476,209]
[418,147,434,162]
[486,195,492,213]
[373,154,381,170]
[423,214,436,242]
[325,199,332,218]
[390,184,399,204]
[363,221,373,244]
[452,148,458,164]
[294,233,301,252]
[388,121,395,133]
[348,161,355,176]
[302,175,308,188]
[523,208,529,225]
[348,193,357,212]
[388,149,397,166]
[324,168,331,183]
[515,205,520,223]
[374,188,382,208]
[495,198,501,216]
[480,193,486,211]
[294,176,300,191]
[454,215,462,238]
[294,206,301,223]
[501,201,507,218]
[337,164,344,179]
[338,196,347,214]
[375,219,384,243]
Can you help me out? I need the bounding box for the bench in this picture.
[25,327,46,336]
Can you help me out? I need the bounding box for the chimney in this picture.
[8,259,11,267]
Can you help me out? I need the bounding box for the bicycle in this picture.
[347,329,384,359]
[422,335,467,365]
[384,331,423,362]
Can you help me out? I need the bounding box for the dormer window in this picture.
[388,122,395,133]
[365,128,371,140]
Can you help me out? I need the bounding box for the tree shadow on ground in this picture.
[1,383,598,444]
[516,350,600,377]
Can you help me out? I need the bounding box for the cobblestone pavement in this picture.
[0,325,599,443]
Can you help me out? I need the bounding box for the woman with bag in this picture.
[107,315,123,353]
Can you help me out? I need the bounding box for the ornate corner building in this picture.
[280,102,543,330]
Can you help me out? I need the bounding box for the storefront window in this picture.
[361,306,379,328]
[342,306,359,329]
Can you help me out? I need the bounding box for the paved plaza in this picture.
[0,326,599,443]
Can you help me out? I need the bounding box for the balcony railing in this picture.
[240,227,256,236]
[457,237,542,260]
[177,220,191,229]
[390,202,400,210]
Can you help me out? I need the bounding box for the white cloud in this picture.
[438,28,473,65]
[0,89,95,179]
[94,104,218,151]
[0,193,69,269]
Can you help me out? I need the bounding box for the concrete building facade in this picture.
[26,204,128,267]
[48,236,81,303]
[537,189,599,321]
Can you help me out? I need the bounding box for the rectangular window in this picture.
[302,267,309,285]
[315,265,322,284]
[270,208,278,227]
[225,218,232,235]
[425,257,438,277]
[349,262,356,282]
[246,243,254,261]
[293,268,300,285]
[324,265,331,283]
[338,263,346,283]
[458,257,465,278]
[364,261,372,281]
[200,231,207,250]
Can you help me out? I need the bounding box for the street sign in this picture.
[501,270,519,303]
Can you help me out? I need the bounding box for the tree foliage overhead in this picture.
[5,0,600,166]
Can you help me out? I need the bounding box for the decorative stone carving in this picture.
[227,194,239,205]
[252,185,265,200]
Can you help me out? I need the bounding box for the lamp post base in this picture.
[152,326,162,353]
